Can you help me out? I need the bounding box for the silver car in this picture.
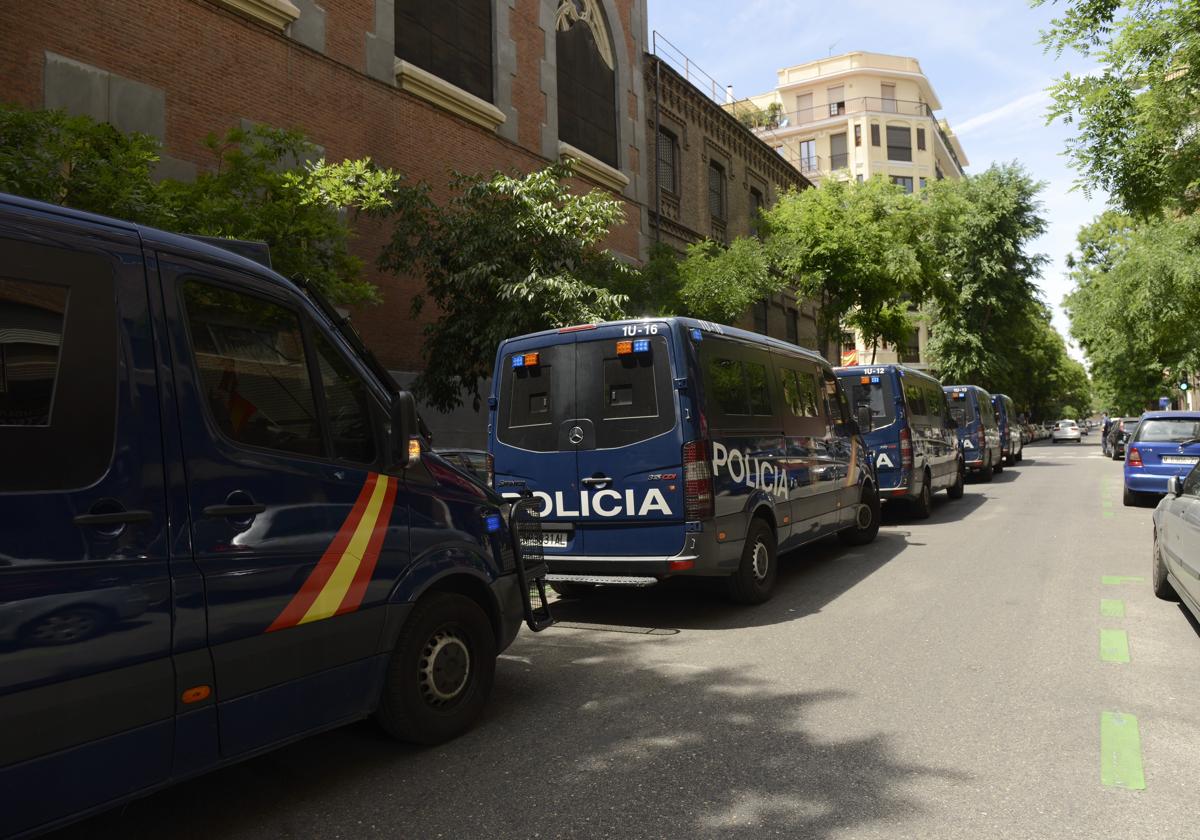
[1051,419,1082,444]
[1152,463,1200,622]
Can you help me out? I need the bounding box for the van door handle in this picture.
[581,476,612,486]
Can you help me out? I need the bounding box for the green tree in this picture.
[1037,0,1200,216]
[380,162,631,412]
[924,163,1050,386]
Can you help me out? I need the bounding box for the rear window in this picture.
[1134,418,1200,443]
[498,345,561,452]
[839,372,895,432]
[947,391,975,426]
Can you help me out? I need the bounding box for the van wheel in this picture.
[377,592,496,745]
[1015,446,1023,463]
[947,460,965,500]
[839,482,881,546]
[979,454,994,483]
[1152,533,1178,600]
[727,518,777,605]
[910,471,933,519]
[994,454,1004,474]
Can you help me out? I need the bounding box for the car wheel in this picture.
[910,471,933,519]
[839,482,881,546]
[946,460,965,500]
[20,606,110,646]
[550,581,598,599]
[980,454,994,482]
[376,592,496,745]
[1152,531,1178,600]
[1122,487,1141,508]
[727,518,778,605]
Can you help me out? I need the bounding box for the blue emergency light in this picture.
[871,376,880,383]
[690,328,703,341]
[485,513,503,533]
[633,339,651,353]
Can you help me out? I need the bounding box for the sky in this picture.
[646,0,1108,359]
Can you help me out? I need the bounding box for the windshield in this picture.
[1133,418,1200,443]
[838,373,895,432]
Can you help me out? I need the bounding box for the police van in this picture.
[0,193,549,836]
[990,393,1024,465]
[488,318,879,605]
[836,365,964,518]
[943,384,1003,480]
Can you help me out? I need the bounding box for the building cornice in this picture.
[210,0,300,30]
[558,141,631,193]
[394,59,506,132]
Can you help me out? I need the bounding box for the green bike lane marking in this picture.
[1100,599,1125,618]
[1102,575,1144,585]
[1100,629,1131,663]
[1101,712,1146,790]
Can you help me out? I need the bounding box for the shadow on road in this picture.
[57,630,966,840]
[881,486,988,526]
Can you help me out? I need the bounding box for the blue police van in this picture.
[0,193,549,836]
[991,393,1024,466]
[943,385,1003,480]
[835,365,964,518]
[488,318,879,605]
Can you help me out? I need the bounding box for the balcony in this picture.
[828,152,849,170]
[738,96,933,132]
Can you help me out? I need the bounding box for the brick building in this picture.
[645,49,822,355]
[0,0,652,381]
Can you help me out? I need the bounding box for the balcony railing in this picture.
[740,96,934,132]
[829,152,849,170]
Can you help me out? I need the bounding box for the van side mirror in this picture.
[1168,475,1183,497]
[856,405,873,433]
[389,391,419,470]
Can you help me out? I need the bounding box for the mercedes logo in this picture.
[568,426,585,445]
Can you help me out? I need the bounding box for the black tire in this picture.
[1152,532,1178,600]
[1015,446,1023,463]
[1122,487,1141,508]
[727,517,778,605]
[549,581,598,599]
[840,482,881,546]
[910,471,933,519]
[994,453,1004,474]
[979,454,994,483]
[376,592,496,745]
[946,460,965,500]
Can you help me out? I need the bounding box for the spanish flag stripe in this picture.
[265,473,380,633]
[335,475,398,615]
[297,474,392,625]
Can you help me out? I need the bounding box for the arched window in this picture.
[556,0,618,167]
[396,0,493,103]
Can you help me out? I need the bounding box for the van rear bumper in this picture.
[545,553,705,578]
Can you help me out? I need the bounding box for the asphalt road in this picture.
[59,438,1200,839]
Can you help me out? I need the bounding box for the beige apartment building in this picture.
[737,51,970,368]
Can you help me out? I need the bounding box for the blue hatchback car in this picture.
[1123,411,1200,506]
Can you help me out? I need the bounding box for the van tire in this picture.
[994,455,1004,474]
[839,482,881,546]
[947,461,965,500]
[727,518,778,605]
[377,592,496,745]
[910,471,933,519]
[979,454,994,482]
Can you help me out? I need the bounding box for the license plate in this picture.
[1162,456,1199,465]
[523,532,568,548]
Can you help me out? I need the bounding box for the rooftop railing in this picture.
[740,96,934,131]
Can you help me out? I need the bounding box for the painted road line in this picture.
[1101,712,1146,790]
[1100,628,1131,663]
[1102,575,1144,585]
[1100,599,1126,618]
[1102,511,1115,518]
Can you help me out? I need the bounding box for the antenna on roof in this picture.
[828,39,840,56]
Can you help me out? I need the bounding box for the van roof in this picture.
[0,192,297,295]
[835,363,940,384]
[500,317,831,367]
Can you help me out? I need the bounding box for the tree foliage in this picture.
[380,162,631,412]
[1037,0,1200,216]
[0,105,402,305]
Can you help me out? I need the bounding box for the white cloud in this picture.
[956,89,1052,135]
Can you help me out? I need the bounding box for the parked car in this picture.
[1152,461,1200,619]
[991,393,1024,465]
[1051,419,1082,444]
[1123,412,1200,506]
[0,192,550,837]
[943,385,1003,479]
[489,318,879,605]
[836,364,964,518]
[1108,416,1140,459]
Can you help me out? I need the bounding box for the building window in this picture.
[656,127,678,194]
[556,0,618,167]
[396,0,494,103]
[749,186,764,218]
[870,123,880,146]
[886,125,912,162]
[891,176,914,194]
[786,307,799,344]
[856,174,864,183]
[753,300,768,335]
[881,82,897,113]
[935,164,945,181]
[827,85,845,117]
[919,177,927,190]
[830,132,848,170]
[916,127,926,151]
[708,161,726,221]
[795,92,813,122]
[900,330,921,364]
[854,124,862,147]
[798,139,817,172]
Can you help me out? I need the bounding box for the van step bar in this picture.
[510,498,554,632]
[547,574,659,588]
